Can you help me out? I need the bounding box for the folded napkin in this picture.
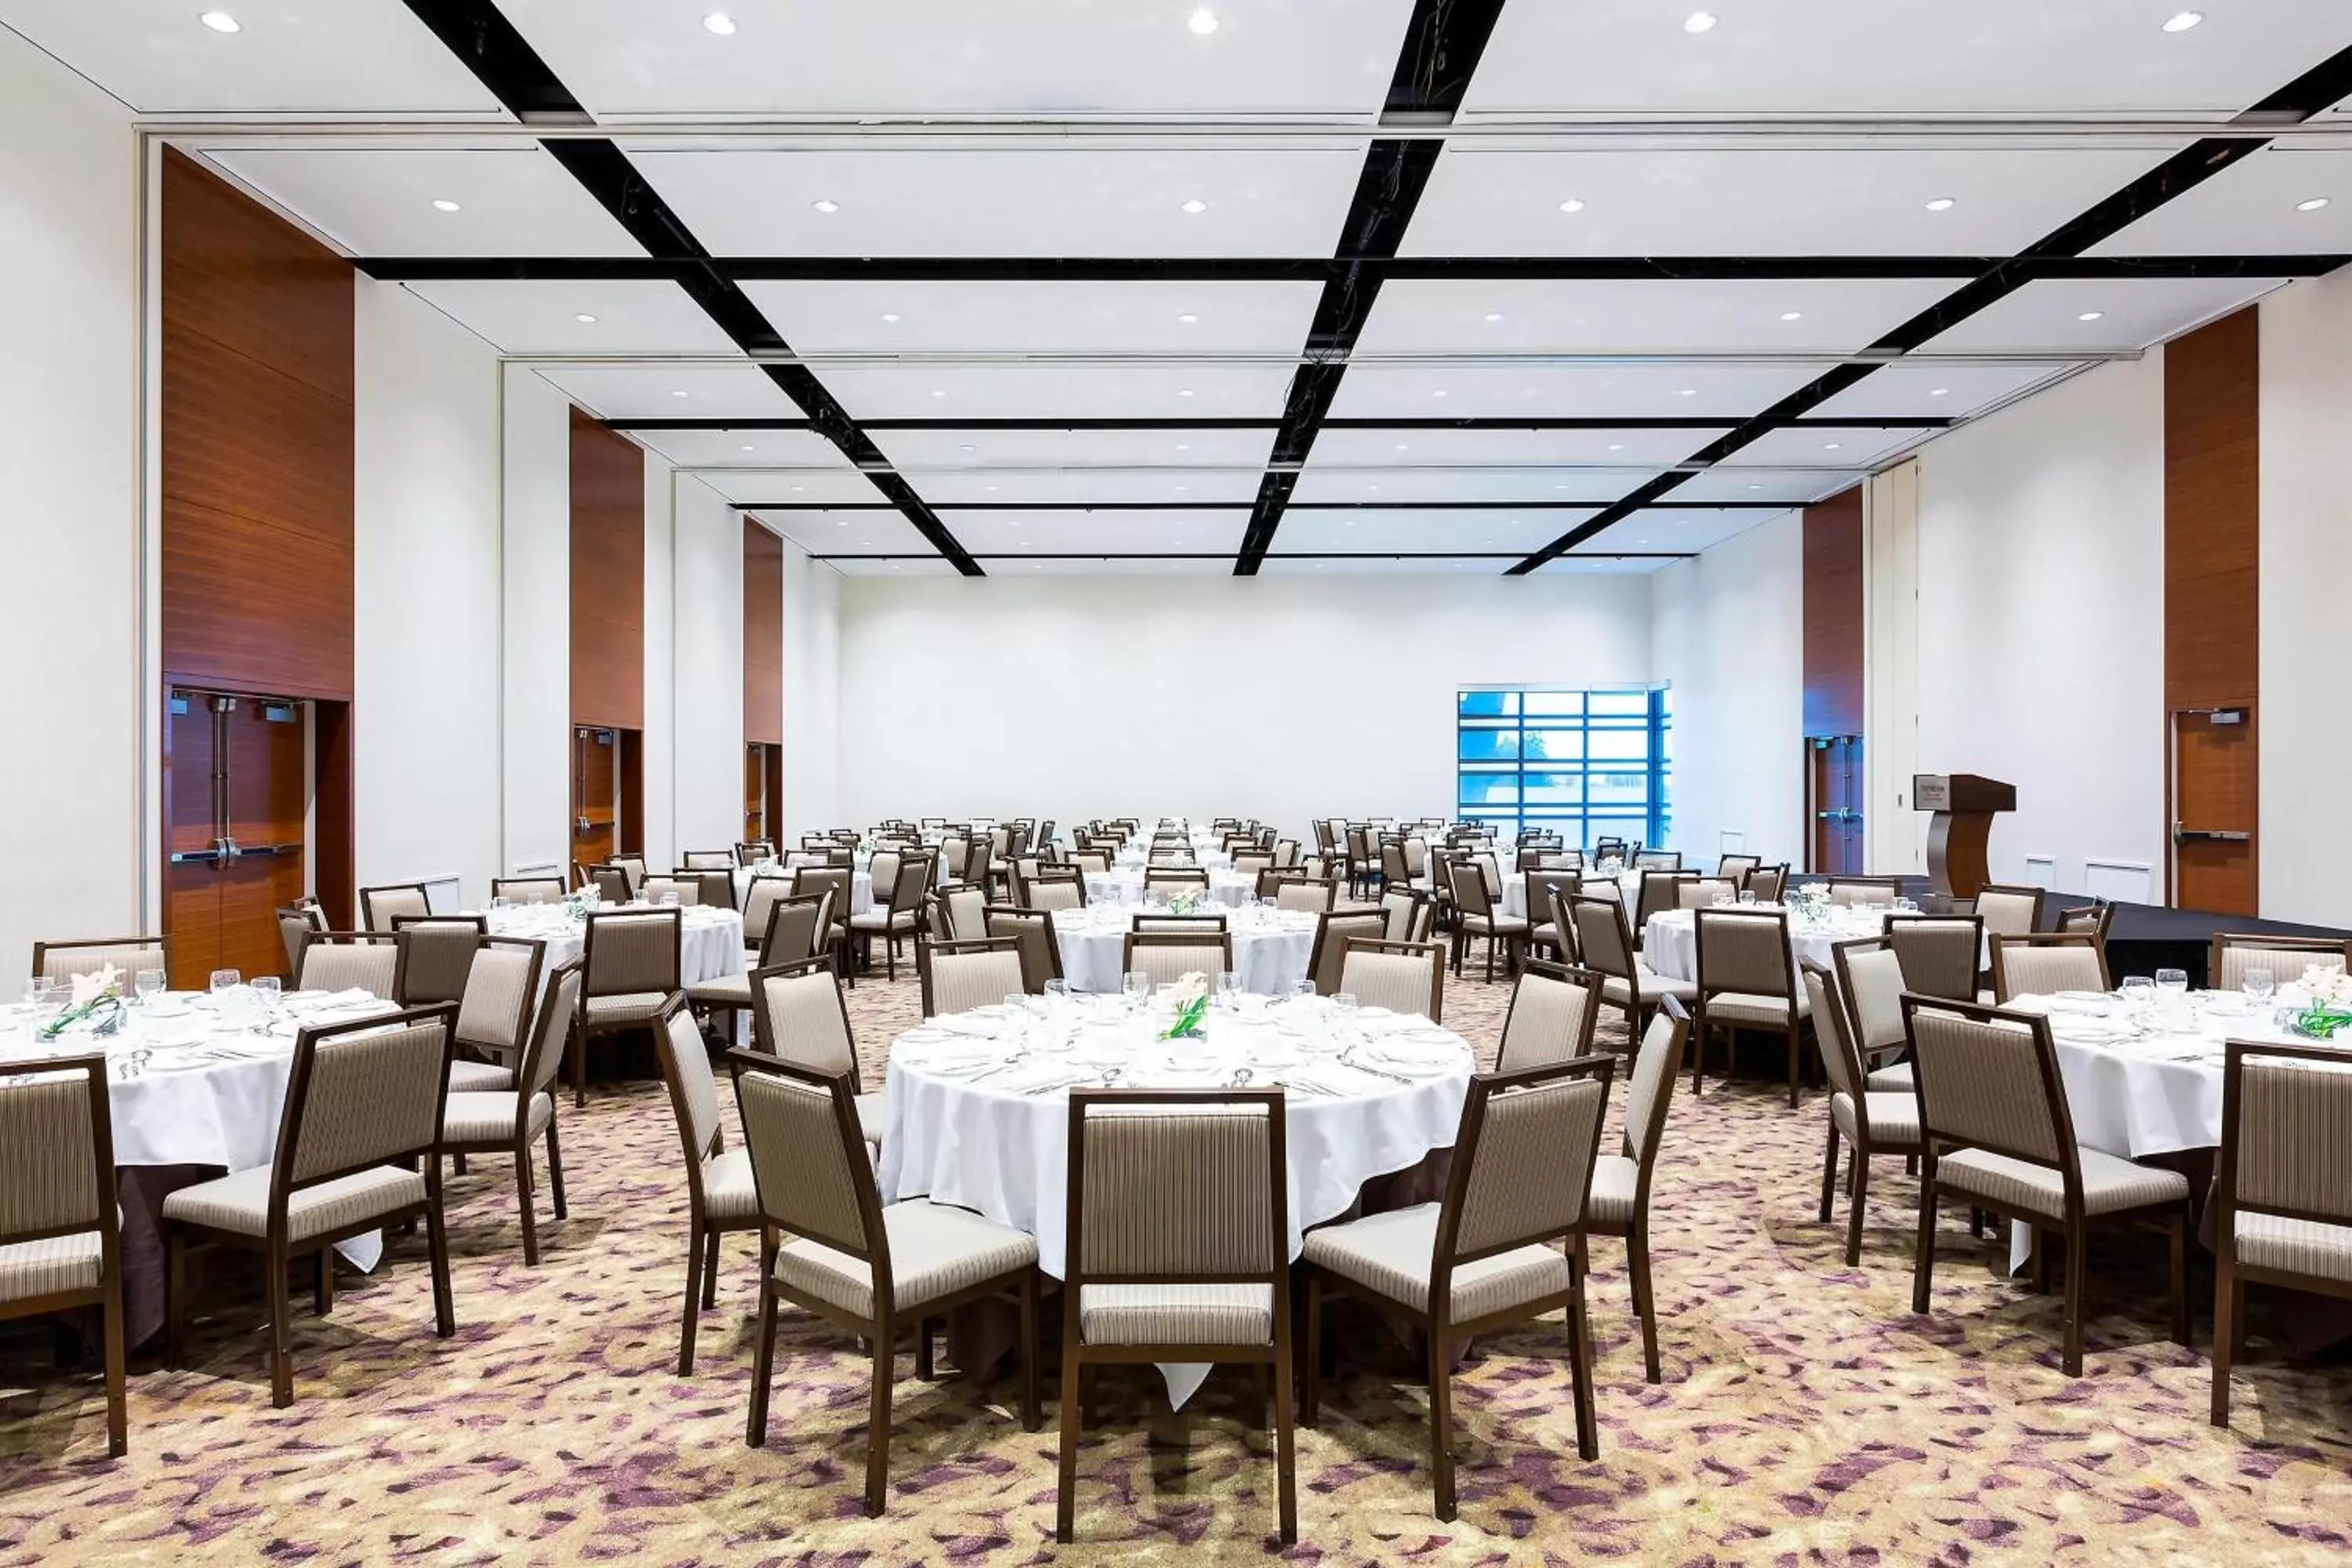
[935,1014,1004,1039]
[285,988,379,1012]
[991,1061,1089,1096]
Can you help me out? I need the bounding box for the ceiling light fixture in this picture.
[1780,310,1802,321]
[741,445,755,452]
[1395,442,1410,452]
[2161,10,2203,31]
[1824,442,1842,451]
[879,311,901,322]
[1483,311,1505,323]
[1677,387,1698,397]
[2077,310,2105,321]
[2296,196,2332,212]
[431,198,462,212]
[810,198,840,214]
[1929,387,1951,397]
[1177,388,1196,397]
[702,11,737,34]
[573,313,597,324]
[1556,198,1586,213]
[790,485,805,493]
[1683,11,1718,33]
[198,9,240,32]
[930,389,947,397]
[1430,388,1449,398]
[1188,8,1219,34]
[671,390,690,398]
[1607,442,1624,451]
[1174,442,1192,451]
[957,442,977,452]
[1179,198,1208,214]
[1924,197,1957,212]
[1177,311,1199,324]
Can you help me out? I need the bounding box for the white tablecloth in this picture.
[1085,869,1258,909]
[483,903,747,986]
[1504,868,1634,920]
[1051,906,1318,995]
[734,866,874,916]
[1641,906,1882,982]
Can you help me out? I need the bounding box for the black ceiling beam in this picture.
[739,498,1797,512]
[809,551,1697,562]
[397,0,584,121]
[1508,42,2352,573]
[611,414,1952,433]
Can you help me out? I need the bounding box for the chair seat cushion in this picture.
[1588,1153,1638,1226]
[583,991,670,1027]
[1936,1145,2189,1222]
[447,1056,514,1093]
[1831,1091,1923,1148]
[775,1200,1036,1320]
[1530,922,1560,947]
[1866,1061,1915,1092]
[0,1232,103,1304]
[443,1090,554,1145]
[1461,914,1530,935]
[163,1164,427,1242]
[1080,1282,1274,1347]
[1301,1203,1570,1323]
[848,909,917,932]
[1704,989,1811,1026]
[1601,970,1700,1005]
[702,1148,759,1221]
[855,1091,887,1146]
[685,972,753,1006]
[2236,1212,2352,1285]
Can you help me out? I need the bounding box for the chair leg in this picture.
[265,1241,295,1409]
[1271,1302,1298,1546]
[1817,1123,1842,1224]
[572,1025,588,1108]
[2169,1208,2190,1348]
[678,1219,706,1375]
[1566,1263,1600,1462]
[1428,1328,1457,1521]
[426,1188,457,1339]
[452,1152,468,1177]
[1301,1274,1323,1428]
[516,1140,541,1267]
[702,1227,721,1311]
[1627,1223,1661,1385]
[165,1232,188,1370]
[545,1119,568,1221]
[1911,1168,1939,1316]
[2033,1229,2054,1294]
[1846,1147,1870,1268]
[864,1333,894,1517]
[2211,1255,2241,1428]
[102,1272,127,1457]
[914,1316,935,1381]
[1689,1016,1708,1097]
[2060,1226,2086,1376]
[1055,1341,1083,1542]
[1018,1272,1040,1433]
[747,1279,779,1446]
[1786,1025,1801,1109]
[314,1248,334,1316]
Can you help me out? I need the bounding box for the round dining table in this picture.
[733,863,874,916]
[1050,904,1318,994]
[1084,867,1258,909]
[483,901,746,987]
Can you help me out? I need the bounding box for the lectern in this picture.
[1913,774,2016,899]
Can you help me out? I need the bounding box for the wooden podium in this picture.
[1914,774,2016,899]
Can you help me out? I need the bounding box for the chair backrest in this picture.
[1276,878,1338,914]
[583,908,683,998]
[1131,913,1228,935]
[1635,869,1697,930]
[919,937,1027,1018]
[1497,960,1602,1072]
[1678,877,1737,910]
[2055,901,2114,946]
[1069,848,1112,875]
[612,855,649,894]
[455,936,546,1055]
[735,840,775,866]
[730,1052,888,1282]
[1066,1091,1286,1303]
[761,891,834,966]
[652,993,724,1172]
[681,849,735,870]
[1831,937,1910,1054]
[586,865,632,902]
[359,883,431,932]
[1902,997,2074,1175]
[517,960,585,1100]
[278,1007,454,1189]
[741,877,791,958]
[390,915,486,1006]
[1144,866,1209,891]
[1621,997,1688,1171]
[278,904,324,975]
[1308,909,1388,995]
[296,932,405,999]
[1274,837,1301,867]
[750,955,858,1079]
[1121,931,1234,988]
[638,875,702,908]
[1745,864,1788,902]
[1524,870,1581,924]
[1450,858,1500,921]
[1694,909,1794,1004]
[1439,1056,1614,1270]
[1545,888,1583,965]
[0,1053,112,1260]
[1377,885,1432,942]
[33,935,172,984]
[1718,853,1762,880]
[1800,962,1865,1103]
[1029,870,1087,913]
[1826,877,1904,909]
[789,865,853,934]
[1882,913,1982,1001]
[1988,932,2110,1002]
[685,868,736,910]
[1633,850,1680,871]
[985,905,1062,993]
[1338,939,1445,1021]
[492,876,567,906]
[1973,883,2045,938]
[938,882,989,942]
[2211,934,2352,992]
[1569,895,1636,982]
[865,844,902,898]
[2220,1039,2352,1235]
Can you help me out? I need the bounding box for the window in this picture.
[1457,686,1671,848]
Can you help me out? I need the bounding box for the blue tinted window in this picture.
[1455,687,1671,849]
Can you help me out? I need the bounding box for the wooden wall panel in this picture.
[569,410,645,731]
[160,147,354,700]
[744,520,785,745]
[1801,486,1864,739]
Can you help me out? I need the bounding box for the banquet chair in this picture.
[2211,1037,2352,1427]
[439,960,581,1266]
[1587,998,1686,1383]
[359,882,431,931]
[850,856,931,982]
[1973,883,2046,938]
[575,908,682,1105]
[681,849,735,871]
[733,1052,1038,1517]
[1131,912,1228,935]
[588,864,633,902]
[1028,866,1087,913]
[1633,869,1699,937]
[734,840,775,866]
[1678,878,1737,910]
[1802,963,1925,1267]
[918,937,1028,1018]
[1256,865,1305,899]
[277,901,326,975]
[1570,895,1697,1040]
[1633,850,1682,871]
[390,915,486,1007]
[1830,938,1922,1093]
[1058,1088,1293,1542]
[985,906,1064,994]
[1882,914,1983,1003]
[1380,885,1435,944]
[1122,931,1233,988]
[1143,866,1210,895]
[934,881,990,942]
[1303,1056,1613,1519]
[296,931,405,1000]
[1068,848,1112,876]
[1544,889,1584,967]
[1308,909,1388,996]
[1744,864,1788,902]
[492,876,566,906]
[1526,871,1581,957]
[1450,860,1529,982]
[612,855,650,895]
[0,1052,126,1456]
[1274,837,1301,868]
[2209,933,2352,991]
[637,875,701,908]
[1692,909,1809,1105]
[866,848,903,908]
[2055,900,2114,949]
[447,935,545,1094]
[1902,996,2190,1377]
[1592,836,1628,863]
[1380,839,1412,891]
[1276,878,1338,915]
[1827,877,1904,909]
[749,955,887,1146]
[1718,853,1762,882]
[1233,850,1274,880]
[1988,932,2111,1003]
[684,885,826,1029]
[1401,836,1436,891]
[649,994,763,1375]
[1338,938,1446,1022]
[737,876,793,968]
[683,869,736,911]
[1495,960,1602,1070]
[789,864,855,974]
[164,1006,459,1407]
[31,935,172,985]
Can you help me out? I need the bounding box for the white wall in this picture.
[836,575,1650,837]
[780,543,841,839]
[2258,268,2352,927]
[1862,463,1926,876]
[1649,514,1806,864]
[498,368,571,879]
[1911,356,2168,898]
[671,477,745,855]
[352,279,502,909]
[639,454,676,871]
[0,33,139,989]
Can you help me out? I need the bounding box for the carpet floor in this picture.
[5,962,2351,1565]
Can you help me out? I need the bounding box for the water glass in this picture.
[1215,971,1241,1011]
[209,968,241,994]
[1333,992,1359,1018]
[1123,971,1150,1011]
[2154,968,2189,996]
[2242,967,2275,1007]
[1044,978,1070,1006]
[1737,889,1757,906]
[2120,975,2155,1004]
[134,969,166,1004]
[252,976,281,1005]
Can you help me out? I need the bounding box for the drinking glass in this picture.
[2120,975,2156,1003]
[1737,889,1758,906]
[1044,978,1070,1005]
[209,969,241,994]
[1332,992,1359,1018]
[2242,967,2275,1007]
[2154,968,2189,995]
[134,969,166,1005]
[251,976,281,1005]
[1123,971,1150,1011]
[1216,971,1241,1011]
[1712,893,1734,908]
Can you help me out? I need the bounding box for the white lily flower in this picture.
[70,964,122,1007]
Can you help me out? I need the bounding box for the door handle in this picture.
[2173,823,2250,844]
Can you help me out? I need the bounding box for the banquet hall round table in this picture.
[1084,867,1258,909]
[1639,903,1984,983]
[733,864,874,916]
[1051,904,1317,994]
[1503,866,1635,919]
[481,900,746,985]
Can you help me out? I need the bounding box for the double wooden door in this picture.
[572,727,619,872]
[163,688,308,988]
[1808,735,1865,875]
[744,742,781,845]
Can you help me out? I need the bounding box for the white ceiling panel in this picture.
[1534,555,1675,575]
[1353,277,1958,354]
[1670,469,1862,504]
[503,0,1415,121]
[1719,426,1933,470]
[752,509,934,557]
[916,468,1257,506]
[1402,146,2174,257]
[813,362,1298,421]
[940,510,1247,556]
[1289,465,1664,504]
[0,0,503,116]
[1305,426,1724,466]
[1260,556,1512,575]
[742,280,1323,354]
[630,146,1368,257]
[826,557,964,576]
[1459,1,2352,121]
[1920,277,2281,353]
[1326,361,1828,419]
[1276,509,1581,554]
[1809,361,2073,421]
[987,557,1239,576]
[2091,144,2352,255]
[401,280,740,356]
[201,148,639,256]
[870,427,1277,470]
[628,429,848,468]
[698,470,889,506]
[532,363,804,422]
[1581,509,1794,554]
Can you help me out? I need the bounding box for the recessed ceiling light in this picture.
[790,485,805,493]
[1635,539,1650,546]
[879,312,902,322]
[1431,388,1449,398]
[1683,11,1718,33]
[983,485,998,492]
[1824,442,1842,451]
[1780,310,1803,321]
[741,445,755,452]
[1677,388,1698,397]
[1483,311,1505,323]
[1924,197,1957,212]
[573,313,597,324]
[1177,312,1199,324]
[1606,442,1624,452]
[198,9,240,32]
[1177,388,1196,397]
[431,198,462,212]
[1179,199,1208,215]
[930,389,947,397]
[1395,442,1410,452]
[702,11,737,34]
[1188,7,1219,34]
[2296,197,2332,212]
[1174,443,1192,452]
[1556,198,1586,214]
[1748,483,1762,490]
[671,390,690,398]
[810,198,840,214]
[837,519,851,527]
[2161,10,2203,31]
[1343,518,1356,526]
[2077,310,2105,321]
[1929,387,1951,397]
[1365,483,1379,492]
[957,442,977,452]
[1174,485,1189,492]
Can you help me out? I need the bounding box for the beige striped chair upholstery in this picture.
[681,849,735,870]
[984,906,1062,995]
[637,876,701,908]
[1989,933,2110,1002]
[1570,895,1696,1034]
[750,957,886,1145]
[1276,879,1338,914]
[1586,999,1686,1382]
[1029,877,1085,913]
[0,1052,125,1455]
[33,937,170,985]
[1745,864,1788,902]
[739,877,792,960]
[1678,878,1737,910]
[492,876,566,906]
[1884,915,1982,1002]
[2212,935,2351,992]
[1338,940,1445,1022]
[652,996,761,1374]
[1904,997,2190,1377]
[448,937,544,1092]
[1308,910,1387,996]
[1450,860,1529,982]
[1973,884,2044,938]
[1496,961,1602,1072]
[2213,1038,2352,1427]
[1121,933,1232,990]
[612,855,649,896]
[296,935,403,1000]
[358,883,430,932]
[1692,909,1808,1104]
[920,938,1027,1019]
[576,909,682,1104]
[1803,964,1924,1267]
[392,916,485,1007]
[1831,938,1917,1093]
[1379,886,1433,943]
[278,904,325,976]
[938,884,989,942]
[441,961,580,1265]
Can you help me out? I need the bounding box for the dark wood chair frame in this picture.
[1338,937,1448,1023]
[1691,909,1808,1106]
[2208,932,2352,990]
[440,959,579,1267]
[389,913,487,1007]
[0,1054,126,1455]
[916,935,1029,1018]
[358,881,434,932]
[575,907,683,1106]
[294,929,410,999]
[30,935,172,982]
[649,990,760,1375]
[1588,997,1687,1383]
[1497,958,1605,1067]
[1987,931,2113,1003]
[984,904,1064,993]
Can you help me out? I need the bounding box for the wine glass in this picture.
[134,969,166,1006]
[1123,971,1150,1012]
[209,968,241,995]
[2241,967,2275,1011]
[1044,978,1070,1006]
[1737,889,1758,906]
[1216,971,1241,1012]
[2154,967,2189,994]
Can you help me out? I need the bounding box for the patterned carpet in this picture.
[5,962,2352,1566]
